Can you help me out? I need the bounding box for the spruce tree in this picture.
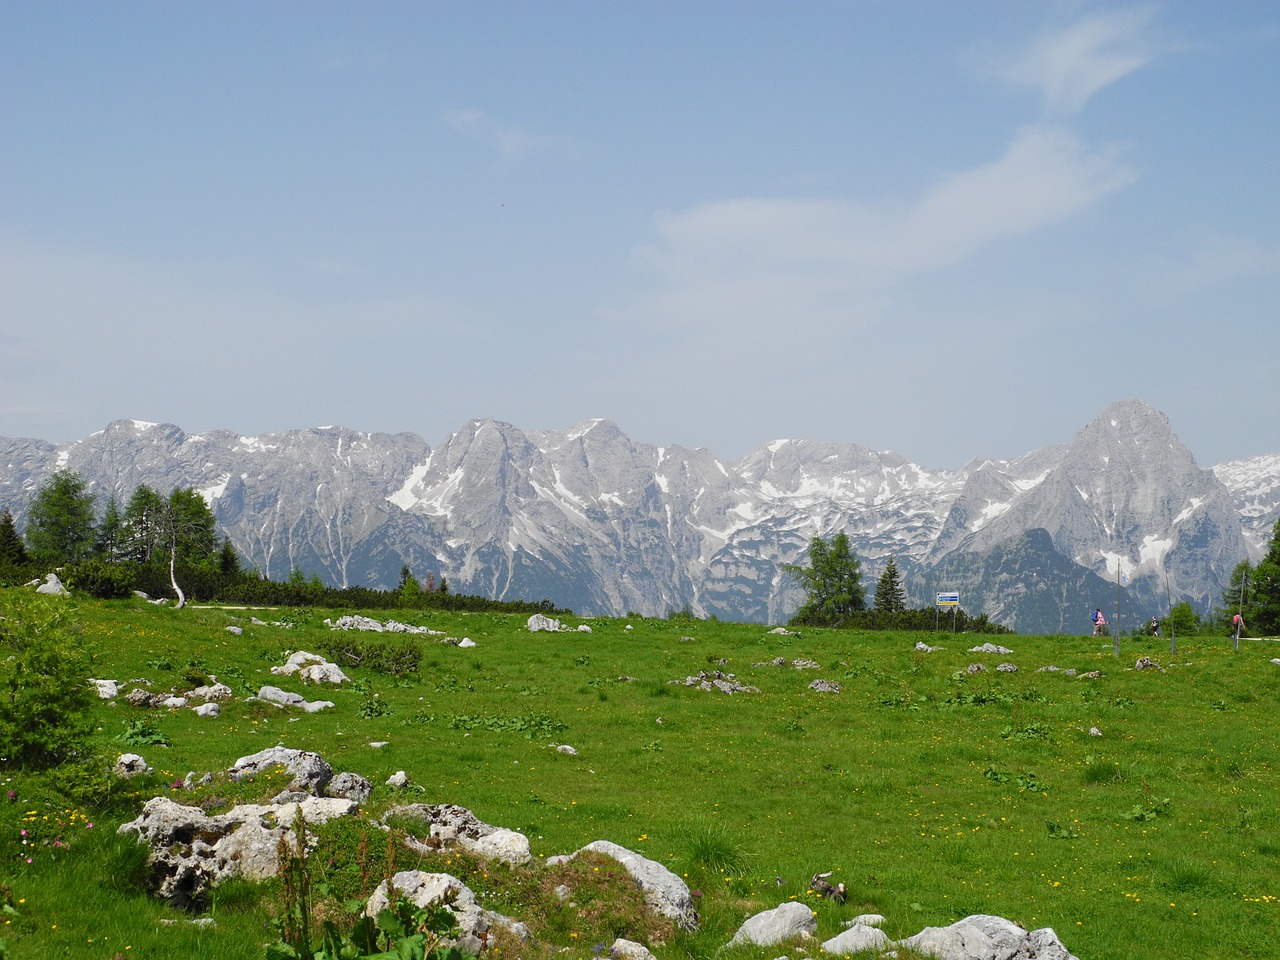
[0,511,28,566]
[873,557,907,613]
[25,470,97,565]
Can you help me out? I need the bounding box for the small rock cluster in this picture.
[669,670,759,694]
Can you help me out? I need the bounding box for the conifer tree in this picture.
[873,557,907,613]
[25,470,97,565]
[95,494,125,561]
[1250,517,1280,635]
[0,511,28,566]
[785,532,866,626]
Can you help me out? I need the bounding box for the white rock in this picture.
[526,614,561,632]
[162,696,189,709]
[192,702,220,718]
[551,840,697,930]
[609,939,656,959]
[230,746,333,795]
[556,744,578,756]
[900,913,1079,960]
[728,901,816,947]
[577,624,592,633]
[114,753,152,777]
[35,573,69,596]
[91,678,119,699]
[225,625,243,636]
[387,770,410,788]
[823,923,891,955]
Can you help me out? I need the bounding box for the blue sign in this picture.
[936,592,960,607]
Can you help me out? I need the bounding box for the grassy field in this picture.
[3,593,1279,959]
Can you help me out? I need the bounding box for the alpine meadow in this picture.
[2,589,1279,959]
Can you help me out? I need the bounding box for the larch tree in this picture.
[785,532,866,626]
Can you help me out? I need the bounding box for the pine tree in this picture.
[0,511,29,566]
[25,470,97,565]
[785,532,866,626]
[873,557,907,613]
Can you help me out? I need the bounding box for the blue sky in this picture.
[2,1,1277,469]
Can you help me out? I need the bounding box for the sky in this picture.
[2,1,1277,470]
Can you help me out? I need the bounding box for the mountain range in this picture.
[2,399,1276,634]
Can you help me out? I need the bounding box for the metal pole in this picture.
[1165,569,1176,656]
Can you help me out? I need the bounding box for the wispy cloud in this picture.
[630,125,1134,335]
[995,6,1158,114]
[443,109,582,164]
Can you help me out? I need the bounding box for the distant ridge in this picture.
[1,399,1275,633]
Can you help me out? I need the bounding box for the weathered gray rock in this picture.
[900,913,1079,960]
[808,679,842,693]
[823,923,891,955]
[257,685,306,706]
[366,871,529,957]
[671,670,759,694]
[192,702,220,718]
[256,685,333,712]
[230,746,333,795]
[188,682,233,702]
[162,696,189,709]
[90,678,119,699]
[328,772,373,805]
[225,625,243,636]
[527,613,562,632]
[386,770,410,788]
[386,803,533,866]
[727,900,816,947]
[114,753,152,776]
[300,661,349,684]
[548,840,697,930]
[997,663,1018,673]
[608,938,656,959]
[271,650,325,676]
[35,573,69,596]
[969,643,1014,655]
[117,794,358,907]
[126,687,167,708]
[556,744,578,756]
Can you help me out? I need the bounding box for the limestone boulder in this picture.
[230,746,333,795]
[366,871,529,957]
[385,803,533,866]
[900,913,1079,960]
[548,840,697,930]
[726,901,816,947]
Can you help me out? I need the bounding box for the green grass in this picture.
[3,593,1280,958]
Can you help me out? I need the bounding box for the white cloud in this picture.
[629,125,1134,336]
[443,108,581,164]
[996,6,1157,114]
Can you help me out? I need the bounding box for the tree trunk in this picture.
[169,541,186,609]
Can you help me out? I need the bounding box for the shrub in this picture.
[0,592,94,767]
[63,559,137,599]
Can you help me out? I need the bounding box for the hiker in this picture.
[1231,612,1246,641]
[1150,616,1160,637]
[1092,608,1108,636]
